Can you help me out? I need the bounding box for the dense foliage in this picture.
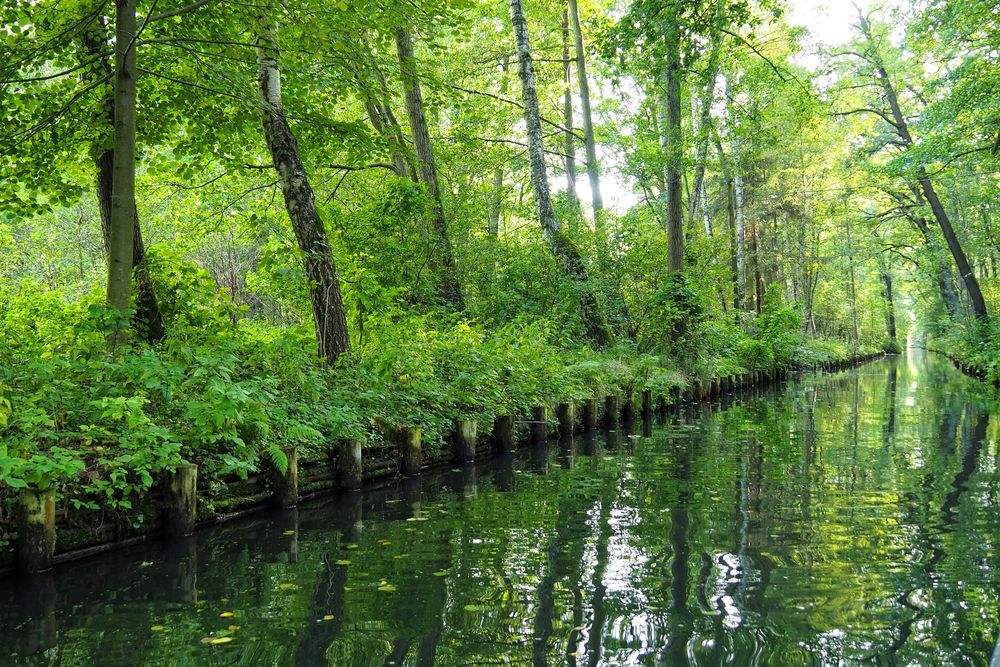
[0,0,995,529]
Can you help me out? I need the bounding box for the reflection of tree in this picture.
[880,400,989,662]
[293,493,359,665]
[584,482,615,667]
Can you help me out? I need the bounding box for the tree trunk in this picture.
[568,0,603,227]
[660,7,684,273]
[897,189,962,318]
[688,43,718,237]
[561,9,578,209]
[881,263,897,342]
[489,56,511,237]
[489,169,504,237]
[727,80,747,310]
[83,19,164,343]
[508,0,610,346]
[107,0,137,326]
[395,28,464,310]
[917,173,986,317]
[255,5,350,362]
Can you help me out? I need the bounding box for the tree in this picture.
[508,0,610,345]
[82,15,164,342]
[255,2,350,361]
[845,11,987,318]
[660,1,683,274]
[395,27,464,309]
[106,0,138,336]
[568,0,604,227]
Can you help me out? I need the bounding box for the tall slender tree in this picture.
[395,27,465,309]
[660,2,684,273]
[561,9,579,209]
[568,0,604,227]
[106,0,138,333]
[83,16,164,343]
[508,0,610,345]
[255,2,350,361]
[852,11,987,318]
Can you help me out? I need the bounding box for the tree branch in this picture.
[448,83,585,142]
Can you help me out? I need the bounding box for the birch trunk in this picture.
[395,28,464,310]
[508,0,610,345]
[728,96,747,308]
[255,5,350,362]
[568,0,603,227]
[561,9,578,208]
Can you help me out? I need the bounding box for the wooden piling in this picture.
[493,415,514,452]
[530,405,548,444]
[337,438,363,490]
[454,419,477,462]
[398,426,422,476]
[18,488,56,573]
[605,395,620,428]
[582,398,598,431]
[622,393,635,423]
[641,389,653,420]
[557,402,575,439]
[164,463,198,538]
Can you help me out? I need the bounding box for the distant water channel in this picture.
[2,351,999,665]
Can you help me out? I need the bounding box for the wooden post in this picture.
[530,405,548,445]
[622,393,636,422]
[582,397,598,431]
[164,463,198,538]
[18,488,56,573]
[398,426,422,476]
[454,419,477,462]
[557,402,575,439]
[604,395,620,428]
[493,415,514,452]
[641,389,653,420]
[270,448,298,509]
[337,438,362,490]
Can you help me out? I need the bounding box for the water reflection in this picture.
[1,351,998,665]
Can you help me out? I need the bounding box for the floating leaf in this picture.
[150,625,166,632]
[433,570,448,577]
[278,583,297,590]
[210,637,234,645]
[322,615,335,621]
[464,604,481,612]
[378,584,397,592]
[140,562,154,568]
[219,612,235,618]
[335,559,351,565]
[283,530,296,536]
[227,625,240,631]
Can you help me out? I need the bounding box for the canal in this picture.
[2,351,998,665]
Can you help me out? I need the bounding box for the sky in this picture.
[786,0,874,51]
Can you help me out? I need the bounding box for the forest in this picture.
[0,0,998,568]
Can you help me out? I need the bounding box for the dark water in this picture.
[3,351,999,666]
